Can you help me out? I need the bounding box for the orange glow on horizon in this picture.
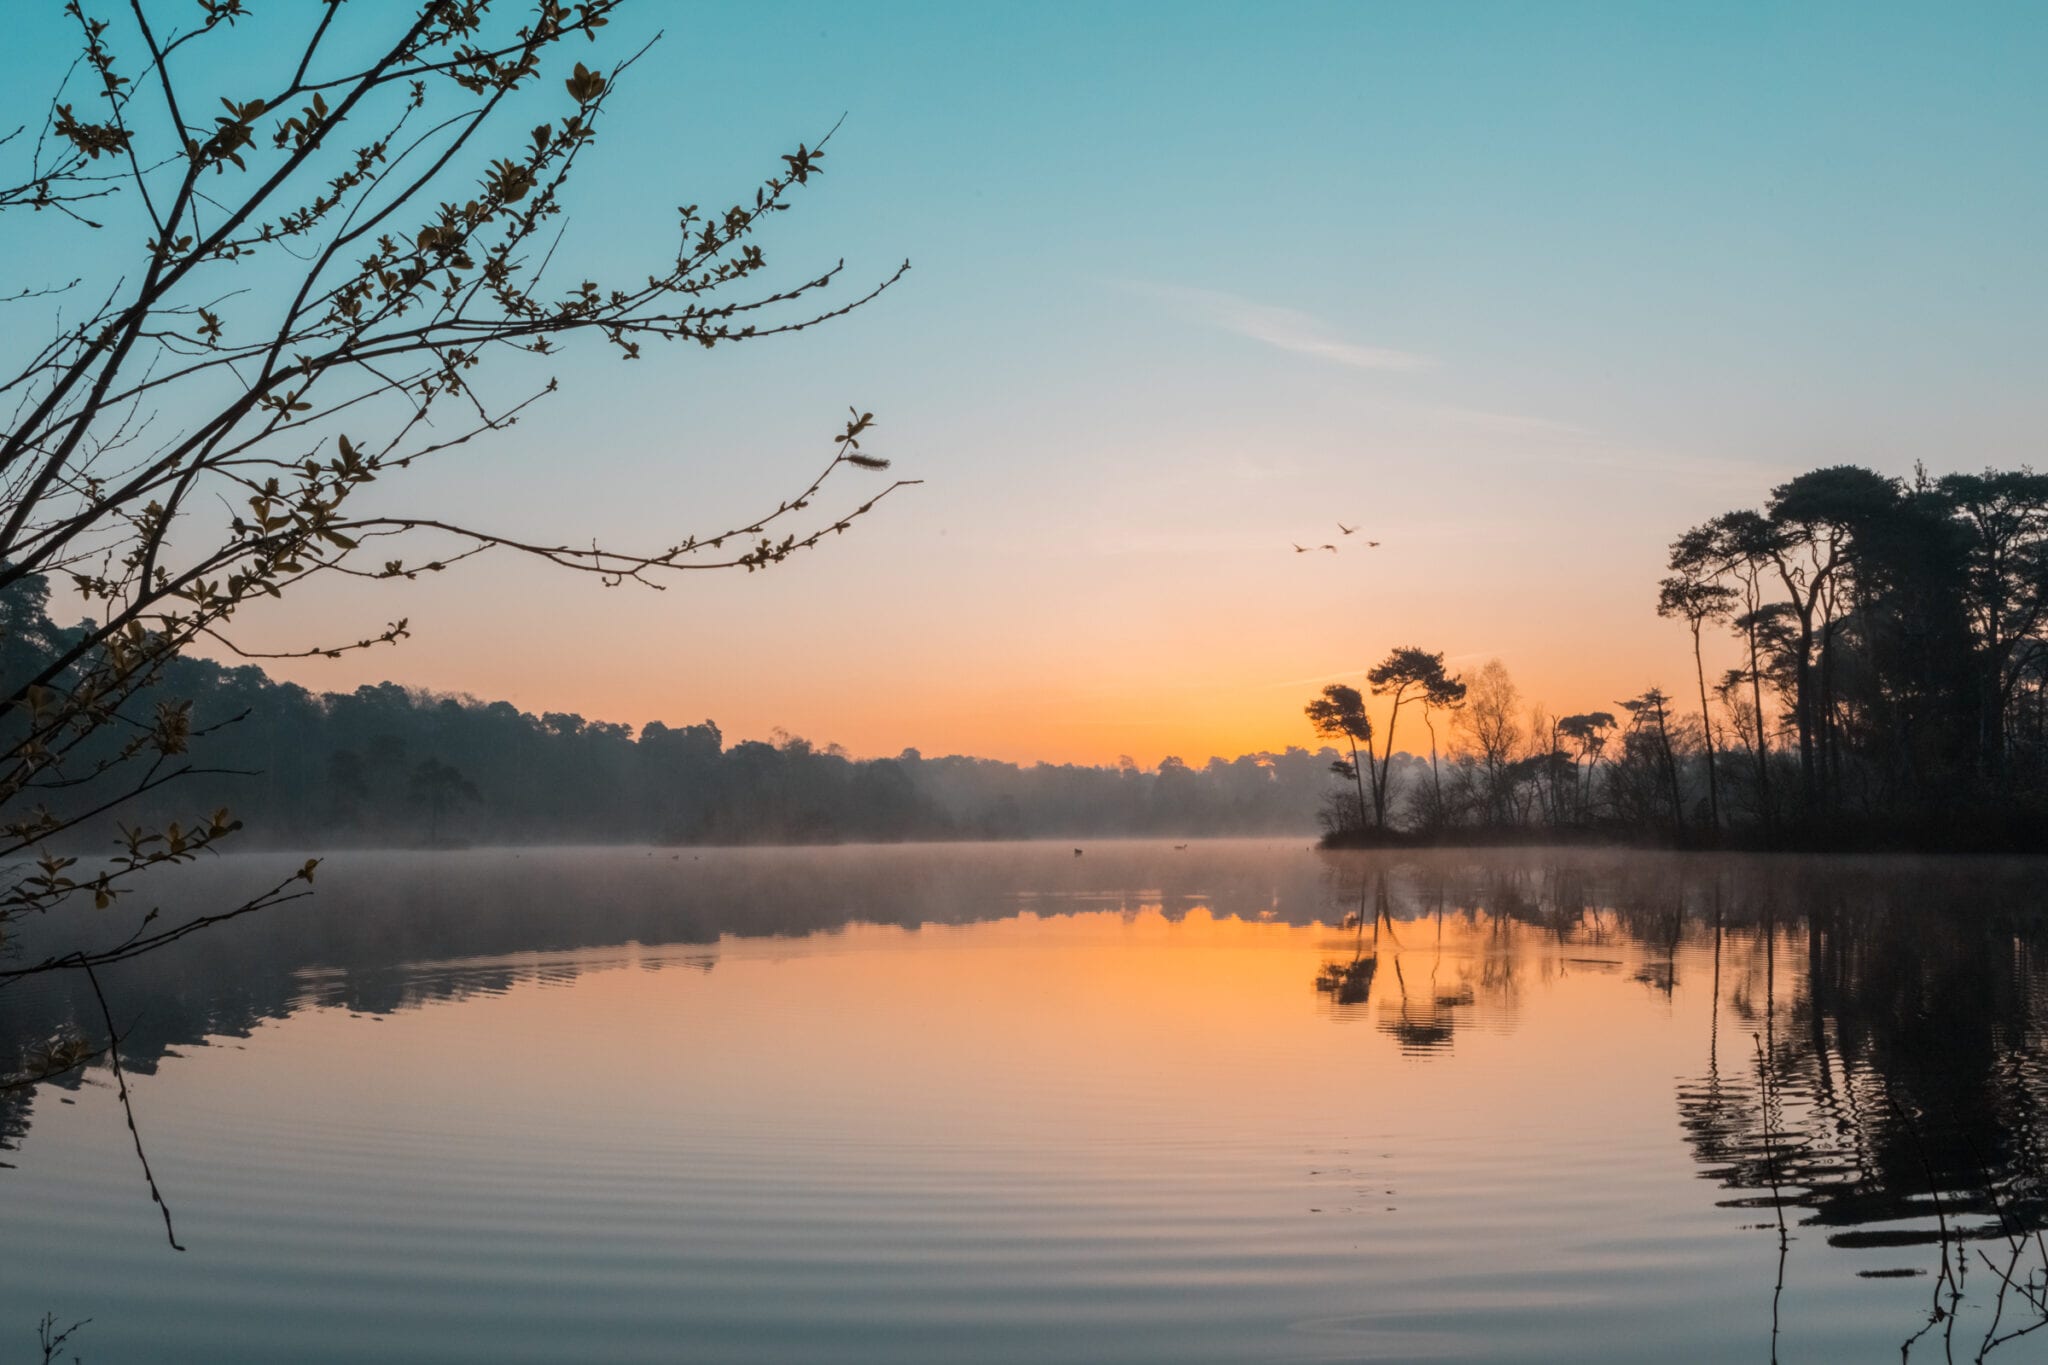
[222,482,1748,770]
[240,618,1730,770]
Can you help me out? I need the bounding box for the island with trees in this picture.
[1311,465,2048,851]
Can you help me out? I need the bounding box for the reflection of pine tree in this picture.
[1314,956,1376,1005]
[1314,873,1382,1007]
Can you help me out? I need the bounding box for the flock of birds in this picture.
[1293,523,1380,555]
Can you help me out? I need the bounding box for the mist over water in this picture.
[3,842,2045,1363]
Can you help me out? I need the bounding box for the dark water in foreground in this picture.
[3,842,2046,1363]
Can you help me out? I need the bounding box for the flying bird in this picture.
[1319,543,1339,553]
[1338,523,1357,536]
[1368,540,1381,548]
[1292,543,1311,554]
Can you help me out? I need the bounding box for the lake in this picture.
[3,842,2045,1363]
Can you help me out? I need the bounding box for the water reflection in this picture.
[1,843,1342,1149]
[3,842,2047,1360]
[1297,853,2048,1357]
[1672,866,2048,1253]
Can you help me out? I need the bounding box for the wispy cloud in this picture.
[1120,281,1432,373]
[1118,282,1768,489]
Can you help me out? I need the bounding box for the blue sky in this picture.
[3,2,2043,761]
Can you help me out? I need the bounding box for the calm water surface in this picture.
[3,842,2046,1363]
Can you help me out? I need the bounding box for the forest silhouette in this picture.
[0,570,1344,845]
[7,461,2048,852]
[1311,464,2048,852]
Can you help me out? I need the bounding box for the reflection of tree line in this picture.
[1,844,1342,1149]
[1309,858,2048,1248]
[1680,876,2047,1250]
[1681,868,2048,1358]
[1313,861,1634,1052]
[8,849,2046,1272]
[1308,855,2048,1355]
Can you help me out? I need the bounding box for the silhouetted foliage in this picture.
[1304,684,1372,832]
[1313,465,2048,850]
[1,0,915,983]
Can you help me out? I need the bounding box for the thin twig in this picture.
[79,955,183,1251]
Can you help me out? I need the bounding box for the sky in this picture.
[4,1,2045,765]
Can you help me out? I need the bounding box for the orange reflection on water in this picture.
[22,847,2045,1363]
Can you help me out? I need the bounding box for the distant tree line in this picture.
[0,571,1338,845]
[1311,465,2048,850]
